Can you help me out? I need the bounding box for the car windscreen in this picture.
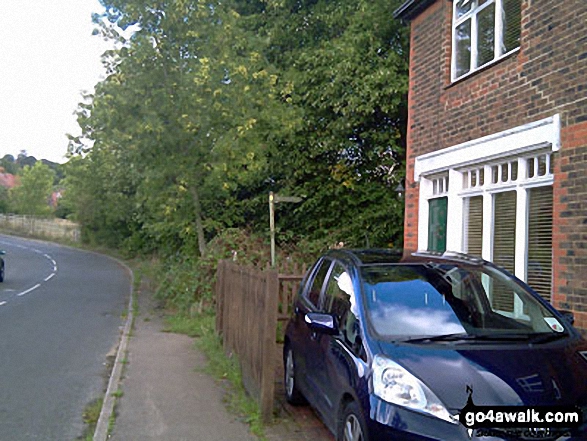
[361,263,567,339]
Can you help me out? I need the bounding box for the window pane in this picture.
[455,20,472,77]
[477,3,496,67]
[538,155,547,176]
[511,161,518,181]
[323,263,350,316]
[428,197,448,253]
[456,0,473,18]
[324,266,361,351]
[306,260,331,308]
[465,196,483,257]
[492,191,516,311]
[503,0,521,53]
[527,187,553,301]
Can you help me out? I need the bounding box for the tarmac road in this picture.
[0,235,130,440]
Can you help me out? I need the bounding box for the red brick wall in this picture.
[552,121,587,331]
[404,0,587,326]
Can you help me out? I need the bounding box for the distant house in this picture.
[0,173,17,189]
[50,190,63,208]
[395,0,587,331]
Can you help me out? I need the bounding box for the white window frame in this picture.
[414,115,560,288]
[451,0,520,82]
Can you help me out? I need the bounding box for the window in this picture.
[527,186,553,301]
[323,265,362,353]
[464,195,483,257]
[428,175,449,253]
[428,197,448,253]
[492,190,517,274]
[414,116,560,302]
[452,0,521,81]
[305,259,331,308]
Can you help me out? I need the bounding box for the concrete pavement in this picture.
[104,278,333,441]
[107,284,257,441]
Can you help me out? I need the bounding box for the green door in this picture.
[428,197,448,253]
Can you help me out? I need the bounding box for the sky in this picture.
[0,0,112,164]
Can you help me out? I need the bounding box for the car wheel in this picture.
[338,401,368,441]
[284,346,306,405]
[0,262,4,283]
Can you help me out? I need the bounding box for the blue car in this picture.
[284,249,587,440]
[0,249,5,282]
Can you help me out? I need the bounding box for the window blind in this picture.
[492,191,517,311]
[527,186,553,301]
[465,196,483,257]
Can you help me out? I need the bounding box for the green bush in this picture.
[153,228,331,314]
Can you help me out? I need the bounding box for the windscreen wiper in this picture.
[405,332,548,344]
[527,332,568,344]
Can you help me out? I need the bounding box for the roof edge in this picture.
[393,0,437,21]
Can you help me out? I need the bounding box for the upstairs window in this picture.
[452,0,521,81]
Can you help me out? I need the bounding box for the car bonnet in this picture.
[375,338,587,412]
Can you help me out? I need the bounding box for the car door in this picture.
[311,262,367,431]
[289,258,333,405]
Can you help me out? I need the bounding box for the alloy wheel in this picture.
[343,414,364,441]
[285,349,295,397]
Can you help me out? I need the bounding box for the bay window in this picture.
[415,116,560,302]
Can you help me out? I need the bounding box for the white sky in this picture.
[0,0,112,164]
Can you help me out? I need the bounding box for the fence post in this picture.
[260,267,278,423]
[215,260,225,335]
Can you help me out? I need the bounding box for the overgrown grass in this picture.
[80,398,103,440]
[164,313,266,439]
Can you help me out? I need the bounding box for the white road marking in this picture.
[18,284,41,297]
[0,240,58,306]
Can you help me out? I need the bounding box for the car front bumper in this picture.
[366,396,586,441]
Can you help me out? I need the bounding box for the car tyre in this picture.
[284,346,306,405]
[338,401,368,441]
[0,261,4,283]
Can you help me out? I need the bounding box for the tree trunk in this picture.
[189,184,207,256]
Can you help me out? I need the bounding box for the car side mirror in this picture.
[558,309,575,325]
[305,312,338,335]
[0,250,5,256]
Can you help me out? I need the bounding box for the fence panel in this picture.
[215,260,278,423]
[0,214,80,242]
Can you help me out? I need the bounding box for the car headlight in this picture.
[372,355,456,424]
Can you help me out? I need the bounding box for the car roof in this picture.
[325,249,486,268]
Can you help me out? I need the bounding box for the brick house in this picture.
[394,0,587,331]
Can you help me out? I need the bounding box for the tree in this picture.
[10,162,55,216]
[0,186,10,213]
[70,0,295,255]
[66,0,410,254]
[247,0,410,246]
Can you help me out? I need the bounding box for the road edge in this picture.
[93,258,134,441]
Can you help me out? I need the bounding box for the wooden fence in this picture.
[215,260,306,423]
[0,214,80,242]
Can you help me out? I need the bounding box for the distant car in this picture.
[284,249,587,441]
[0,250,4,282]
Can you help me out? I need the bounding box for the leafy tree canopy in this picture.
[65,0,409,256]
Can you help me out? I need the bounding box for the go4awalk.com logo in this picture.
[456,386,583,439]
